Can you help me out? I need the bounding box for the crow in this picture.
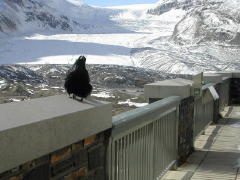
[64,56,92,101]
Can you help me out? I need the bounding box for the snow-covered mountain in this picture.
[172,0,240,45]
[147,0,223,15]
[0,0,119,34]
[0,0,239,74]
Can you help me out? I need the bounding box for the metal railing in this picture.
[193,85,215,138]
[107,96,181,180]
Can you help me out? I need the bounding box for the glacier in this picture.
[0,0,239,74]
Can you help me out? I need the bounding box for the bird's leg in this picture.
[73,94,76,99]
[80,98,83,102]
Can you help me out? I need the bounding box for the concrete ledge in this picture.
[231,71,240,78]
[144,78,193,99]
[203,73,223,84]
[0,95,112,174]
[216,72,233,79]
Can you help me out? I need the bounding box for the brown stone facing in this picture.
[51,147,72,164]
[84,136,97,147]
[9,176,23,180]
[0,131,109,180]
[64,167,88,180]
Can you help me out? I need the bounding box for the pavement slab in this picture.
[165,106,240,180]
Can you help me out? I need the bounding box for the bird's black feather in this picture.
[64,56,92,100]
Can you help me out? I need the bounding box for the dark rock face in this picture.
[0,65,44,83]
[8,0,24,6]
[147,0,178,15]
[26,11,72,31]
[0,0,75,33]
[147,0,223,16]
[0,64,191,90]
[0,15,17,31]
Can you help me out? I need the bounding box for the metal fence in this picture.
[193,86,215,138]
[107,96,181,180]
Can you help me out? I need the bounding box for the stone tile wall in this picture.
[213,83,221,123]
[178,97,194,165]
[230,78,240,104]
[0,130,110,180]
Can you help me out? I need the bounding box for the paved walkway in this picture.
[164,106,240,180]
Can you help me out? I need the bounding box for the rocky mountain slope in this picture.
[172,0,240,46]
[0,64,190,114]
[0,0,119,34]
[130,0,240,73]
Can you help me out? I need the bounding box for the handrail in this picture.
[112,96,181,137]
[194,84,216,138]
[108,96,181,180]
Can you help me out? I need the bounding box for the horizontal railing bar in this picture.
[111,108,177,140]
[202,83,216,90]
[111,96,181,137]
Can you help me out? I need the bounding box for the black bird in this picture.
[64,56,92,101]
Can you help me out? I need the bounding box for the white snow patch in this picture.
[27,89,34,94]
[92,92,113,98]
[0,80,6,88]
[10,98,21,102]
[51,86,63,89]
[29,66,42,71]
[118,99,147,107]
[38,84,49,88]
[49,68,60,73]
